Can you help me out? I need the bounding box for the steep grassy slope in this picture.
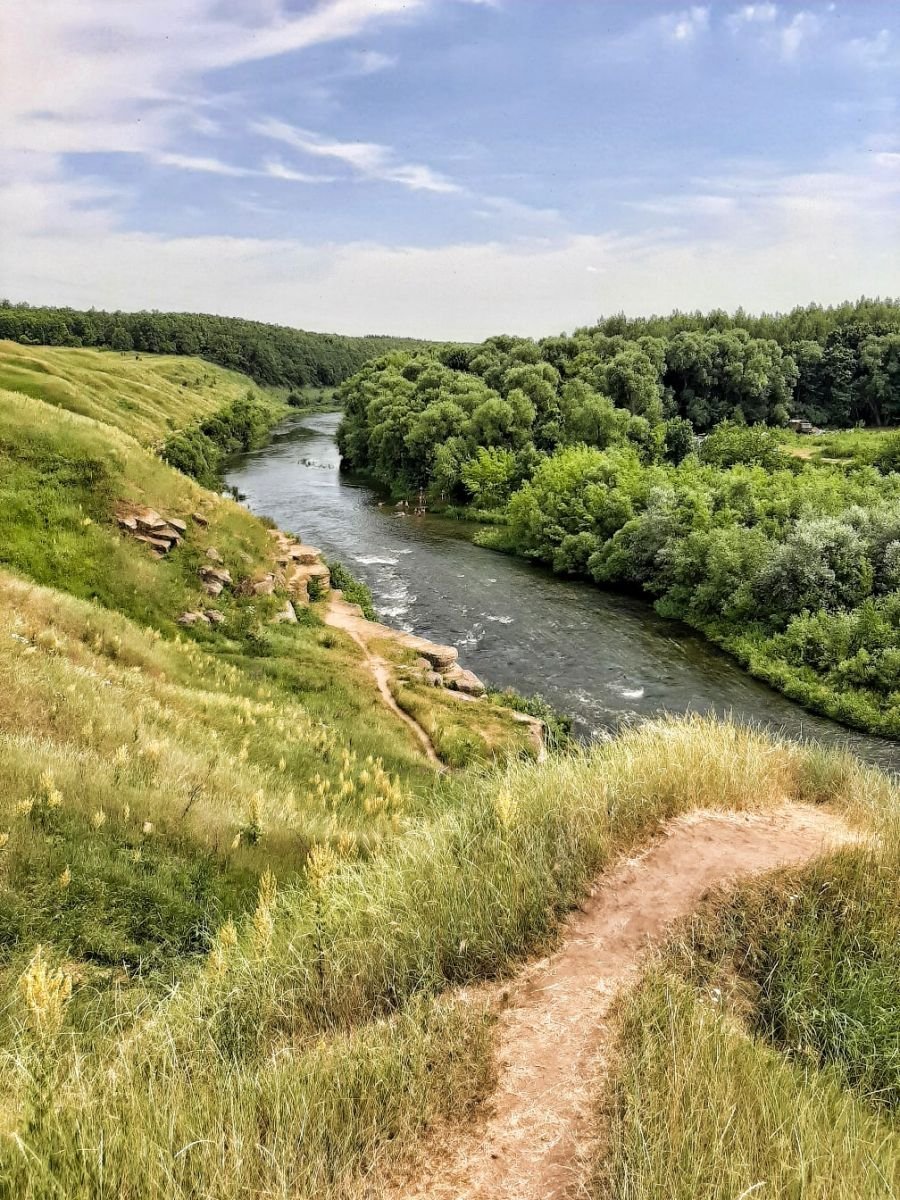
[0,340,281,447]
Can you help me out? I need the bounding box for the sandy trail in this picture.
[389,804,855,1200]
[325,594,443,768]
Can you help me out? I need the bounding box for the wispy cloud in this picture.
[155,153,257,177]
[345,49,399,75]
[253,118,462,194]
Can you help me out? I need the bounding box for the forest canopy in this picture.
[0,301,428,389]
[337,298,900,738]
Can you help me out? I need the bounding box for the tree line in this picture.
[337,298,900,737]
[0,301,427,389]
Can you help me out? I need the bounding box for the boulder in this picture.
[426,671,445,688]
[204,609,226,625]
[272,600,298,623]
[168,518,188,534]
[252,575,276,596]
[401,635,458,672]
[289,544,322,565]
[134,508,167,532]
[199,565,232,584]
[134,534,172,555]
[191,511,209,527]
[443,664,486,697]
[177,611,210,626]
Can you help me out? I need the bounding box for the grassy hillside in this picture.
[0,342,896,1198]
[0,340,278,447]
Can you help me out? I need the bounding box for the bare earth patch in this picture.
[384,804,855,1200]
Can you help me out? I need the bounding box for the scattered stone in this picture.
[135,509,167,532]
[204,610,226,625]
[191,512,209,527]
[206,547,223,563]
[252,575,277,596]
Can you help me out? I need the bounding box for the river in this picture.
[227,412,898,773]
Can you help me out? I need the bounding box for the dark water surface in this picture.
[227,413,898,773]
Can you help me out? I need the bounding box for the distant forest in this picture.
[0,301,428,389]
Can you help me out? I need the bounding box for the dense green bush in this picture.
[327,560,376,620]
[162,390,280,486]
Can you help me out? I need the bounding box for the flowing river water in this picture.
[227,413,898,773]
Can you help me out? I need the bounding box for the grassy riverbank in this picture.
[0,340,896,1198]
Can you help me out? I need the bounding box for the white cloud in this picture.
[667,7,710,44]
[0,1,432,164]
[845,28,897,69]
[263,160,338,184]
[780,12,819,60]
[3,150,898,340]
[253,118,462,194]
[596,6,710,60]
[727,4,778,31]
[726,4,822,61]
[155,153,257,178]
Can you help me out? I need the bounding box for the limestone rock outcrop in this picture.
[116,504,186,556]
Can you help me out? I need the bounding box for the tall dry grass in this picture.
[3,714,893,1198]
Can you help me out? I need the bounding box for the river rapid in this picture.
[227,412,898,773]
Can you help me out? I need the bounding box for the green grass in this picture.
[666,844,900,1115]
[0,340,283,448]
[781,425,900,467]
[593,749,900,1199]
[598,972,900,1200]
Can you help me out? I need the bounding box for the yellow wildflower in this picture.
[18,946,72,1039]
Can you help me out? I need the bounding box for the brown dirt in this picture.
[325,594,443,768]
[386,804,855,1200]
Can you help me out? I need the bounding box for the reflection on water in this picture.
[227,412,898,773]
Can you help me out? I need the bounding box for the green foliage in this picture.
[488,687,575,752]
[698,419,786,468]
[498,443,900,734]
[162,389,283,487]
[0,301,429,389]
[327,560,376,620]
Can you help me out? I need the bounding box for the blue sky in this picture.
[1,1,899,337]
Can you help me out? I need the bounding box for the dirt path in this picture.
[325,595,443,768]
[389,804,855,1200]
